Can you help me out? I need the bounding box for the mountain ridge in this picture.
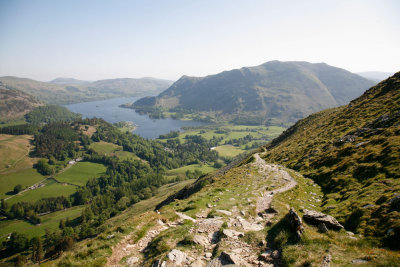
[0,76,174,105]
[133,61,375,125]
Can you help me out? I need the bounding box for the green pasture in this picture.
[0,168,45,199]
[55,161,107,186]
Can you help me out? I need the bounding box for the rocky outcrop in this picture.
[287,208,304,240]
[303,209,344,230]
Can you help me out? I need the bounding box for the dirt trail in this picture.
[253,153,297,214]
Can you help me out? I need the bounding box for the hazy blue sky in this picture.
[0,0,399,81]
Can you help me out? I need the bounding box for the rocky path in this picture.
[106,221,171,267]
[106,153,298,266]
[253,153,297,215]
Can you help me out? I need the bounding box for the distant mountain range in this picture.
[0,82,43,120]
[133,61,375,125]
[0,76,173,105]
[357,71,395,82]
[49,77,90,85]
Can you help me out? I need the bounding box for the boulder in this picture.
[287,208,304,240]
[318,223,329,233]
[168,249,187,265]
[220,251,245,265]
[303,209,344,230]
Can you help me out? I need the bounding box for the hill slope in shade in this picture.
[134,61,375,125]
[0,76,173,105]
[262,71,400,247]
[0,83,43,119]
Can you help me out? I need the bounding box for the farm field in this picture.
[213,144,243,157]
[6,178,77,205]
[0,168,45,199]
[89,141,138,160]
[55,161,107,186]
[0,205,85,239]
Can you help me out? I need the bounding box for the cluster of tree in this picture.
[158,130,179,139]
[0,124,40,135]
[25,105,81,124]
[230,115,265,125]
[33,122,80,161]
[224,134,255,147]
[2,196,72,225]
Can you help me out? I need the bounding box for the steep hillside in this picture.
[0,83,43,119]
[0,76,173,105]
[133,61,374,125]
[262,72,400,247]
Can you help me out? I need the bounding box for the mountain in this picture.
[133,61,375,125]
[261,72,400,247]
[0,76,174,105]
[357,71,395,82]
[0,82,43,120]
[49,77,90,85]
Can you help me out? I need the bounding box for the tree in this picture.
[30,237,43,263]
[34,159,53,175]
[13,184,23,194]
[8,232,28,252]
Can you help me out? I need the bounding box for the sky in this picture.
[0,0,399,81]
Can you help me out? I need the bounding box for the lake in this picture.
[65,97,209,139]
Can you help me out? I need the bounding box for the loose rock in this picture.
[216,210,232,216]
[168,249,187,265]
[321,254,332,267]
[303,209,344,230]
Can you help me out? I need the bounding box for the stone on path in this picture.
[193,234,210,246]
[216,210,232,216]
[126,256,139,266]
[176,212,197,222]
[223,229,244,239]
[168,249,187,265]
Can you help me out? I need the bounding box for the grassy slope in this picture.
[55,162,107,186]
[0,134,44,199]
[262,72,400,246]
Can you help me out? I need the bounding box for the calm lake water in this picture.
[65,97,209,139]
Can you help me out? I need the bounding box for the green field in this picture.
[167,163,216,175]
[0,205,85,239]
[89,141,138,160]
[55,161,107,186]
[6,178,77,205]
[213,145,244,157]
[0,168,45,199]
